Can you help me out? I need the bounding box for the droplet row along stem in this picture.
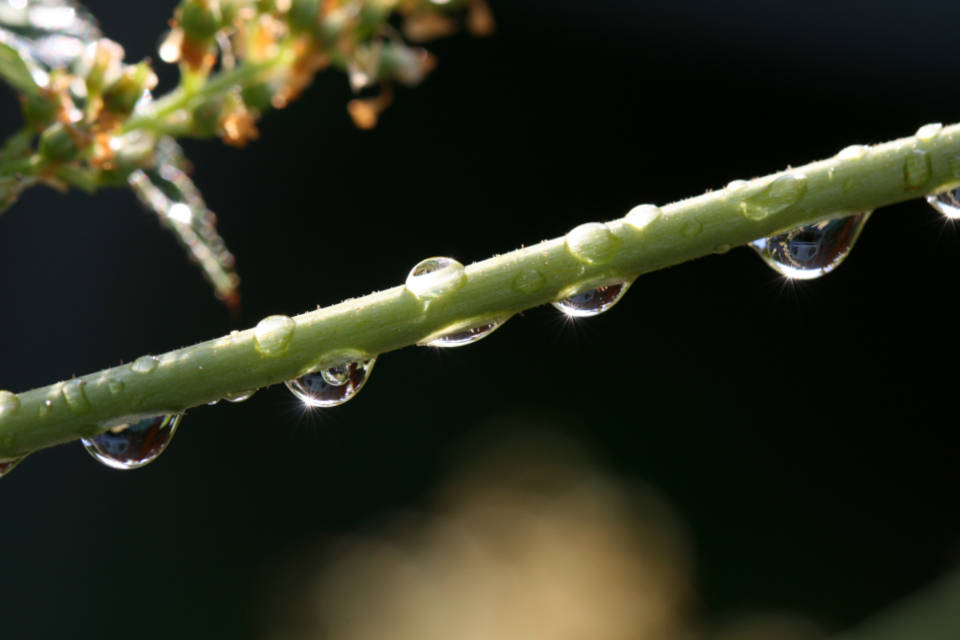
[4,122,960,459]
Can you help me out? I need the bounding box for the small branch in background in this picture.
[0,0,494,302]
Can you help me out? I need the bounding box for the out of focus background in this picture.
[3,1,960,638]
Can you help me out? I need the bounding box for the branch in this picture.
[2,122,959,459]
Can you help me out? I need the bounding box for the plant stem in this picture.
[3,122,960,458]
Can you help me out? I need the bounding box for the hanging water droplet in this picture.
[254,315,295,357]
[552,282,631,317]
[750,213,871,280]
[61,379,91,413]
[422,317,509,348]
[565,223,621,265]
[131,355,158,374]
[0,390,20,417]
[224,389,256,403]
[915,123,943,143]
[904,150,932,190]
[81,413,183,470]
[405,257,466,300]
[926,188,960,219]
[624,205,662,231]
[512,268,546,294]
[285,358,376,408]
[739,173,808,221]
[0,457,26,479]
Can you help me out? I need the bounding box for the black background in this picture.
[2,1,960,638]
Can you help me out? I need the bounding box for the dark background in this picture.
[2,1,960,638]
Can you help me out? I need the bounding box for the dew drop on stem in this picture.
[552,282,632,317]
[81,414,183,470]
[422,318,509,348]
[285,358,376,408]
[0,390,20,417]
[749,213,871,280]
[926,188,960,219]
[405,257,466,300]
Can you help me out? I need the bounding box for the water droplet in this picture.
[405,257,466,300]
[680,219,703,237]
[512,268,546,294]
[916,123,943,142]
[61,379,91,413]
[725,179,748,193]
[107,379,125,394]
[0,457,25,479]
[0,390,20,417]
[254,315,295,357]
[750,213,870,280]
[739,173,808,221]
[552,282,631,317]
[926,188,960,219]
[82,414,183,470]
[285,358,376,407]
[624,205,662,231]
[131,355,158,374]
[904,150,932,190]
[836,145,868,160]
[422,317,509,348]
[224,389,256,403]
[565,223,621,265]
[38,399,52,417]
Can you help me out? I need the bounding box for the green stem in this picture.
[3,122,960,458]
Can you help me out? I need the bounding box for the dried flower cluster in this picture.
[0,0,491,303]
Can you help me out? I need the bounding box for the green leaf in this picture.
[0,42,39,95]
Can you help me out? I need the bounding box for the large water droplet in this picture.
[61,379,91,413]
[422,317,509,348]
[565,223,621,265]
[916,123,943,142]
[285,358,376,407]
[836,145,868,160]
[750,213,870,280]
[552,282,631,317]
[254,315,295,357]
[904,150,932,190]
[0,457,25,479]
[926,188,960,219]
[81,414,183,470]
[740,173,808,221]
[0,390,20,417]
[624,204,662,231]
[131,355,158,374]
[405,257,466,300]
